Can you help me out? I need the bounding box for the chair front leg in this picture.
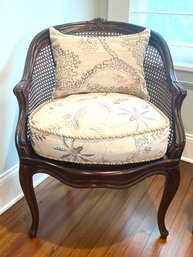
[157,166,180,239]
[19,164,39,238]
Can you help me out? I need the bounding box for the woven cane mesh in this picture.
[144,45,173,146]
[28,27,173,146]
[28,44,55,140]
[29,44,55,114]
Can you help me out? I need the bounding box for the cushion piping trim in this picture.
[30,126,169,141]
[32,150,164,165]
[29,97,170,140]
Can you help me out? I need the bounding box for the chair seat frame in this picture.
[14,18,187,239]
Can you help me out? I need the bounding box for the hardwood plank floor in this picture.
[1,161,193,257]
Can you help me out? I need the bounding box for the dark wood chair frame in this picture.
[14,18,187,239]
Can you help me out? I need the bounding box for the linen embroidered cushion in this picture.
[29,93,170,165]
[49,27,150,100]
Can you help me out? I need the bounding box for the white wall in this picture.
[0,0,106,214]
[0,0,100,175]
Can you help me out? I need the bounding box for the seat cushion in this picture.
[49,27,150,100]
[29,93,170,165]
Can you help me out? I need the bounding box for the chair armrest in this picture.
[167,80,187,159]
[13,80,32,158]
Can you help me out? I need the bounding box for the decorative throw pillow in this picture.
[49,27,150,100]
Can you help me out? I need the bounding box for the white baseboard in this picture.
[0,164,48,215]
[182,133,193,164]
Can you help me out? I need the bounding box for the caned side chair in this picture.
[14,18,186,239]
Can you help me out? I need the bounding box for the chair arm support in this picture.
[13,80,32,158]
[167,80,187,159]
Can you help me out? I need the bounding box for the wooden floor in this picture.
[1,161,193,257]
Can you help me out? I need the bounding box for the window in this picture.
[128,0,193,69]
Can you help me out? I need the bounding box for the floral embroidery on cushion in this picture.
[96,101,112,113]
[121,34,149,65]
[31,131,48,149]
[113,75,128,86]
[49,124,63,134]
[52,45,81,91]
[49,27,150,100]
[135,136,152,154]
[29,93,169,164]
[151,130,167,140]
[79,37,98,55]
[118,104,156,131]
[31,131,48,142]
[52,102,65,108]
[53,137,95,162]
[88,127,107,137]
[63,115,79,130]
[112,96,131,104]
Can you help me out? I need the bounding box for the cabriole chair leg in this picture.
[157,166,180,239]
[19,165,39,238]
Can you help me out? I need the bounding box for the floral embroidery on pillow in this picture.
[49,27,150,100]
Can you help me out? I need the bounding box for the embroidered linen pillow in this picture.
[49,27,150,100]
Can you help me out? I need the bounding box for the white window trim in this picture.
[107,0,193,87]
[107,0,130,22]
